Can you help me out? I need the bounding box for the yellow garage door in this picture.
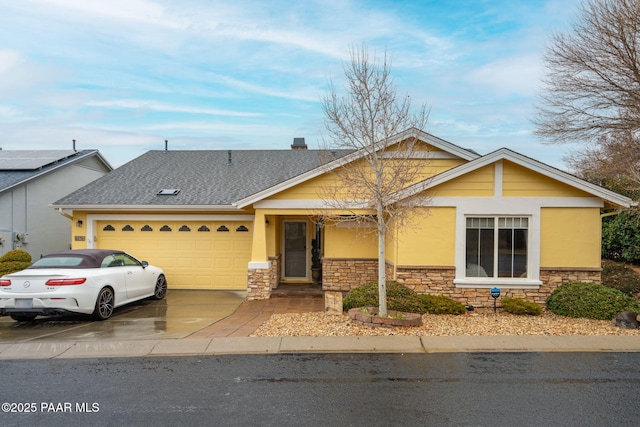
[96,220,252,290]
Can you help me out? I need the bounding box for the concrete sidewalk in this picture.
[2,335,640,359]
[2,294,640,359]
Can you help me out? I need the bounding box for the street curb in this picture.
[3,335,640,359]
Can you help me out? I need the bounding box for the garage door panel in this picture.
[194,241,213,251]
[96,220,252,290]
[194,258,213,268]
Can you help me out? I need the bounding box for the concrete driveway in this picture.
[0,290,246,343]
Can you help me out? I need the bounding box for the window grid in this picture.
[466,216,529,279]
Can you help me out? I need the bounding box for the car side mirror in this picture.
[141,261,149,268]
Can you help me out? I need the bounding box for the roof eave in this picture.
[50,204,242,212]
[394,148,634,208]
[0,150,112,195]
[235,128,480,208]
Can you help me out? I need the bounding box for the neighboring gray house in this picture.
[0,149,112,259]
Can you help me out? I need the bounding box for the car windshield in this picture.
[30,257,85,268]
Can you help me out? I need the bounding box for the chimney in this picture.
[291,137,307,150]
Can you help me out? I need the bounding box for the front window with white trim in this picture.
[465,217,528,279]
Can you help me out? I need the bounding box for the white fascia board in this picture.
[70,149,113,171]
[396,148,633,208]
[234,151,361,209]
[493,148,633,207]
[50,204,242,212]
[0,150,107,196]
[235,128,480,209]
[92,151,114,171]
[413,129,481,161]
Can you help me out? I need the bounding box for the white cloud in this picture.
[0,104,30,121]
[0,49,66,96]
[30,0,188,29]
[465,53,544,96]
[0,0,584,170]
[85,100,263,117]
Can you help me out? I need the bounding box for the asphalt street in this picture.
[2,352,640,426]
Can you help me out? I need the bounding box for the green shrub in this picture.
[343,281,426,314]
[0,261,31,275]
[501,297,542,316]
[0,249,31,263]
[419,294,466,315]
[602,209,640,263]
[0,250,31,275]
[601,259,640,295]
[546,282,640,320]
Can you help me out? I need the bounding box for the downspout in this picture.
[56,208,74,220]
[11,190,16,249]
[24,185,27,237]
[11,190,14,249]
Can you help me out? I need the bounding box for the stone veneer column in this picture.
[268,255,281,290]
[247,267,271,300]
[246,256,282,300]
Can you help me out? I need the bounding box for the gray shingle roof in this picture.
[0,150,103,194]
[53,150,349,207]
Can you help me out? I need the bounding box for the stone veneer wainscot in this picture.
[322,258,601,307]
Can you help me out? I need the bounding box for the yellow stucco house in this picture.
[52,129,633,307]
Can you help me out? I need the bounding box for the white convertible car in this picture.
[0,249,167,321]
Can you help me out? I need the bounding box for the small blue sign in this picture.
[490,287,501,299]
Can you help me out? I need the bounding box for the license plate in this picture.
[15,299,33,309]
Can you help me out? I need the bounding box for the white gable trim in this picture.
[397,148,633,208]
[1,150,112,196]
[234,128,480,209]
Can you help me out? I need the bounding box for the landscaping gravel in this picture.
[252,310,640,337]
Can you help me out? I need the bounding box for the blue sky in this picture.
[0,0,582,168]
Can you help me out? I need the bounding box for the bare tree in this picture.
[565,131,640,199]
[534,0,640,144]
[321,46,429,316]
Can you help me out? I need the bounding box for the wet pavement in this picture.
[0,290,247,343]
[2,291,640,359]
[190,294,325,338]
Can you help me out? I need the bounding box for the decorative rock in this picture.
[614,311,639,329]
[348,306,423,328]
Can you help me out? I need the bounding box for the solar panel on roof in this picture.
[0,150,77,170]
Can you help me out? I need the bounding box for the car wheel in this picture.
[92,287,115,320]
[10,314,37,322]
[152,275,167,300]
